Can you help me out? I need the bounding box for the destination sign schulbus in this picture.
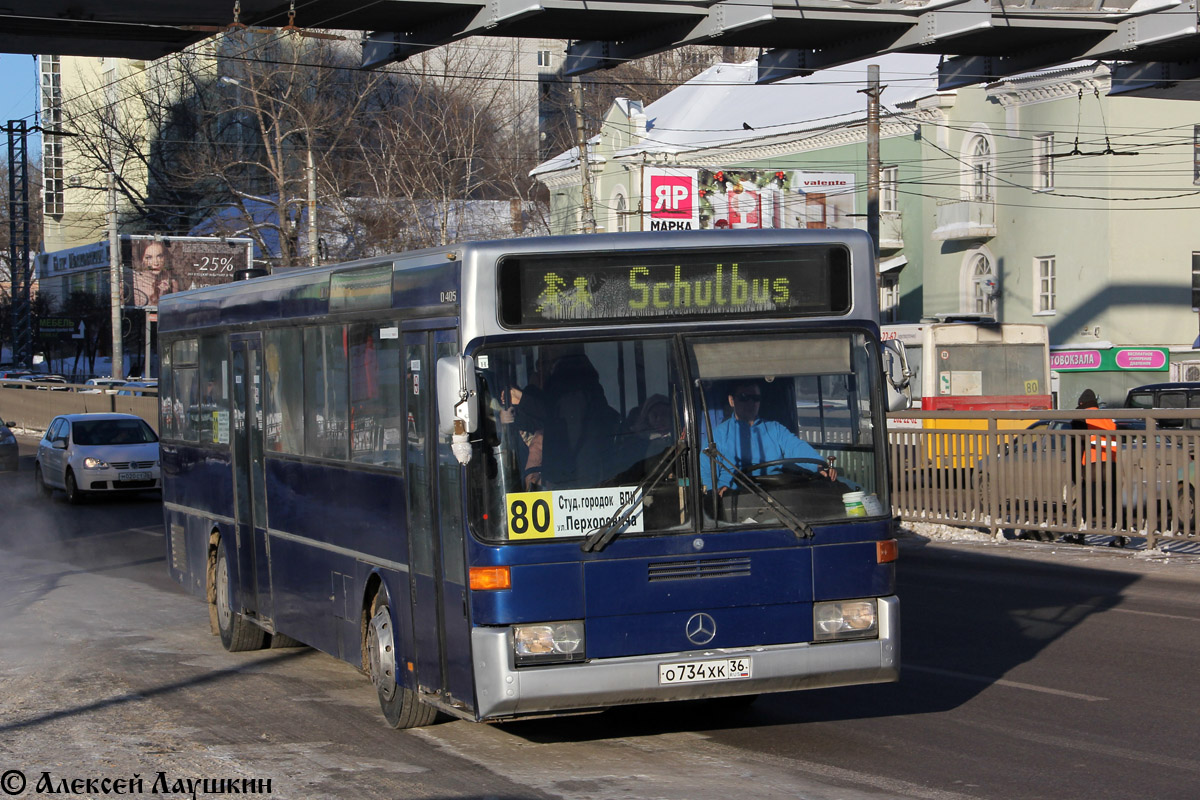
[498,245,850,327]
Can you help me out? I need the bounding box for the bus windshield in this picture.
[470,331,884,542]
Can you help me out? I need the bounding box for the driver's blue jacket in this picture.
[701,416,823,491]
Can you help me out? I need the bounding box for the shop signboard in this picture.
[1050,347,1169,372]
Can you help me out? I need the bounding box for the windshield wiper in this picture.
[702,443,814,539]
[581,437,685,553]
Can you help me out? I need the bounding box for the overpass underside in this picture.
[2,0,1199,96]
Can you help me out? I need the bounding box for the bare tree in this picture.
[541,45,757,160]
[325,43,543,253]
[55,33,549,265]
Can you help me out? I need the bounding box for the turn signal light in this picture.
[876,539,898,564]
[469,566,511,591]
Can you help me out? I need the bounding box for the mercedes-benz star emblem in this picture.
[685,612,717,645]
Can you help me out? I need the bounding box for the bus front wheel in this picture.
[366,589,437,729]
[212,537,267,652]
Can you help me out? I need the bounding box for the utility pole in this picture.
[6,120,31,369]
[865,64,881,276]
[108,172,123,380]
[572,76,596,234]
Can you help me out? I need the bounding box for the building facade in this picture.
[532,60,1200,406]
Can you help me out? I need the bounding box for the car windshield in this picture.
[468,331,886,542]
[72,419,158,446]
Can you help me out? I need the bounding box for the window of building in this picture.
[880,165,898,213]
[537,50,552,67]
[39,56,64,218]
[1195,126,1200,185]
[1035,256,1056,314]
[879,274,900,322]
[613,192,627,233]
[1193,251,1200,311]
[1034,133,1054,191]
[968,251,997,315]
[969,135,993,201]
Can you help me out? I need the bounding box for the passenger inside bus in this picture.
[514,387,546,490]
[535,353,621,488]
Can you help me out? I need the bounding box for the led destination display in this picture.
[498,245,851,326]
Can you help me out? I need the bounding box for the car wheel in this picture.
[34,465,52,498]
[64,470,86,504]
[365,587,437,729]
[1169,483,1195,535]
[212,536,267,652]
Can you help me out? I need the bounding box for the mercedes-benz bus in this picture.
[159,228,909,728]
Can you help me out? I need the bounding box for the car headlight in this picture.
[83,457,110,469]
[512,621,585,666]
[813,600,879,642]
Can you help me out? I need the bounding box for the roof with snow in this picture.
[532,53,942,177]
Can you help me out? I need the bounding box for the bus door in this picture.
[230,333,272,626]
[404,330,473,710]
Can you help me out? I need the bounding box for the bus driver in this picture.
[701,379,836,496]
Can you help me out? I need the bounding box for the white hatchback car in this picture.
[35,413,161,503]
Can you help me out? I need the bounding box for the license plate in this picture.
[658,657,752,685]
[119,472,151,482]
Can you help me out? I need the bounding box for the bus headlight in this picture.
[813,600,878,641]
[512,621,585,666]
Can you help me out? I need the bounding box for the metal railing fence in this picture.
[6,390,1196,548]
[889,410,1199,549]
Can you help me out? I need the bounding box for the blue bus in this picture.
[159,228,909,728]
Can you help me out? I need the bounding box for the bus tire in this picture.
[268,632,305,648]
[213,536,267,652]
[366,589,436,729]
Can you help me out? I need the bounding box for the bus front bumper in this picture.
[472,595,898,721]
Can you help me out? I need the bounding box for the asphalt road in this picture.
[3,434,1200,800]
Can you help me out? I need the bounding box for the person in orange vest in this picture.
[1063,389,1119,544]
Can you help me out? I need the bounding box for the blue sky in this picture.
[0,53,40,125]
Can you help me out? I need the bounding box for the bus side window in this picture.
[349,323,404,467]
[265,329,305,454]
[304,325,349,460]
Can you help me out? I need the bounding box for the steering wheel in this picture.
[739,457,831,485]
[744,456,829,473]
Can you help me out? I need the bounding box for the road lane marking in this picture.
[904,664,1108,701]
[1111,607,1200,623]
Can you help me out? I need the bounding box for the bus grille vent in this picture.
[647,557,751,582]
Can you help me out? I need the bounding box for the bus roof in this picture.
[159,229,881,340]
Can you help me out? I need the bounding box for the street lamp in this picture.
[219,76,318,267]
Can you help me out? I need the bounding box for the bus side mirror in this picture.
[882,339,912,412]
[436,355,479,437]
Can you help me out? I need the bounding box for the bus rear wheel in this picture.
[366,589,436,729]
[212,537,267,652]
